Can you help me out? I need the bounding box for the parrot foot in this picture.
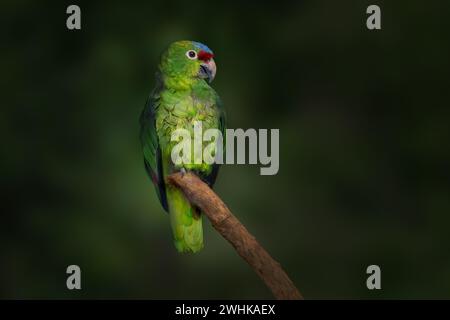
[180,168,187,177]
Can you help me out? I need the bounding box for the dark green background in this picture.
[2,0,450,299]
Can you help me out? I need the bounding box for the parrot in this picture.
[140,40,226,253]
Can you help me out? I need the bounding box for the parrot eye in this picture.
[186,50,197,60]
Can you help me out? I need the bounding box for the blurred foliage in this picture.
[1,0,450,298]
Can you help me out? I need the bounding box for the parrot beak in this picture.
[197,50,216,83]
[200,59,216,83]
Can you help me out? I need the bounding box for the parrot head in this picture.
[159,40,216,84]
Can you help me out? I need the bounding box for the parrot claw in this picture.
[180,168,187,177]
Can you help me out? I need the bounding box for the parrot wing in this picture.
[140,76,168,212]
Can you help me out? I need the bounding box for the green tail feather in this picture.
[166,186,203,253]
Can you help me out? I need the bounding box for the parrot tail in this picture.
[166,185,203,253]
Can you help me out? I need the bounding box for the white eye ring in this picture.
[186,50,197,60]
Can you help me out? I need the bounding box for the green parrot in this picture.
[140,41,226,253]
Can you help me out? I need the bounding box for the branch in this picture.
[167,172,303,300]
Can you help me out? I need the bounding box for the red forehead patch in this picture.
[198,50,214,61]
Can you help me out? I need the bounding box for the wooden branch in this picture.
[167,172,303,300]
